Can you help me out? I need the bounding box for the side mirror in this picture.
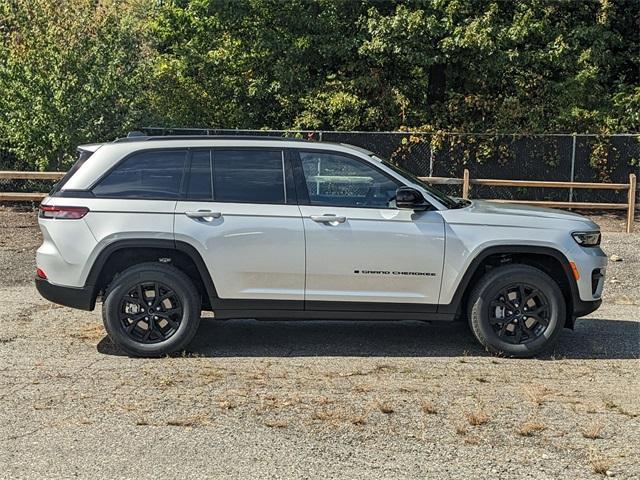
[396,186,429,211]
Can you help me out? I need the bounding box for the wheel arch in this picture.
[85,239,218,310]
[439,245,579,327]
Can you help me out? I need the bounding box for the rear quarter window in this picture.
[92,150,187,199]
[50,148,95,195]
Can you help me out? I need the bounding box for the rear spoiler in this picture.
[77,143,103,153]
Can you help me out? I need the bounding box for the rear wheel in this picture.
[467,264,566,358]
[102,263,201,357]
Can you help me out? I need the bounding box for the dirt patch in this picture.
[0,206,41,285]
[0,206,639,479]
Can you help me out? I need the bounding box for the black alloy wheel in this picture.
[467,264,566,358]
[488,283,550,345]
[102,262,201,357]
[119,282,183,344]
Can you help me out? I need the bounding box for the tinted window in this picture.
[51,147,95,195]
[93,150,186,199]
[187,150,213,200]
[213,150,285,204]
[300,152,399,208]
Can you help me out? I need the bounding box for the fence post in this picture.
[462,169,470,199]
[627,173,636,234]
[319,131,323,142]
[429,146,434,177]
[568,133,576,202]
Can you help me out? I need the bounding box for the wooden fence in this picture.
[0,169,637,233]
[419,169,637,233]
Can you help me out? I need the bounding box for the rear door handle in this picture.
[185,210,222,219]
[310,214,346,224]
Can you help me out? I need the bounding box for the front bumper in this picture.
[573,298,602,318]
[35,277,95,311]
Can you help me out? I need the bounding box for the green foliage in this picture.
[0,0,152,170]
[0,0,638,171]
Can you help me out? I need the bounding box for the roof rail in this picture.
[112,134,317,144]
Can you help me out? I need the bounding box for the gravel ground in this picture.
[0,207,639,479]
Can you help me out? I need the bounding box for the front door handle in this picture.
[310,214,346,224]
[185,210,222,220]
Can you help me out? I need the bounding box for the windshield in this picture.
[377,158,464,209]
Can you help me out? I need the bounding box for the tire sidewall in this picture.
[102,265,200,356]
[471,267,565,357]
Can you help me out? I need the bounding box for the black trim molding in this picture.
[35,277,95,311]
[40,240,597,325]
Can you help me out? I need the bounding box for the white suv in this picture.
[35,135,606,357]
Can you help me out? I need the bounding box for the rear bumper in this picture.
[35,277,95,311]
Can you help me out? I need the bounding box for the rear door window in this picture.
[93,150,187,199]
[212,149,286,204]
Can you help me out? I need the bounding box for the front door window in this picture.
[299,152,399,208]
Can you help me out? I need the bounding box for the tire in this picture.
[467,264,566,358]
[102,262,201,357]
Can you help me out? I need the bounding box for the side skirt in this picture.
[212,309,456,321]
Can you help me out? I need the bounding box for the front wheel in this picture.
[467,264,566,358]
[102,263,201,357]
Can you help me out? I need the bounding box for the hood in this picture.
[441,199,600,230]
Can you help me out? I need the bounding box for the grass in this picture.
[455,425,468,436]
[588,453,613,475]
[311,408,341,422]
[523,385,553,406]
[264,419,288,429]
[582,422,604,439]
[421,401,438,415]
[465,410,489,426]
[70,323,105,342]
[200,366,226,380]
[166,418,199,427]
[353,384,373,394]
[157,378,176,388]
[517,421,546,437]
[257,394,301,412]
[351,415,367,426]
[217,399,236,410]
[166,414,210,427]
[604,400,637,418]
[372,363,397,373]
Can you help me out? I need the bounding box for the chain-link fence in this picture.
[1,129,639,204]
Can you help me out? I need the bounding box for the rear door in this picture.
[294,149,445,309]
[174,148,305,307]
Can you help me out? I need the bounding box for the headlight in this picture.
[572,231,601,247]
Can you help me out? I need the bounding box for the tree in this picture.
[0,0,153,170]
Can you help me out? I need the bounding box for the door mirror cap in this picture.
[395,187,429,211]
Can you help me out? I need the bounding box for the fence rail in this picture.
[419,169,636,232]
[0,169,636,232]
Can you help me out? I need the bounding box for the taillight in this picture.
[36,268,47,279]
[39,205,89,219]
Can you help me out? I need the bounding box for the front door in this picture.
[174,148,305,307]
[294,150,445,309]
